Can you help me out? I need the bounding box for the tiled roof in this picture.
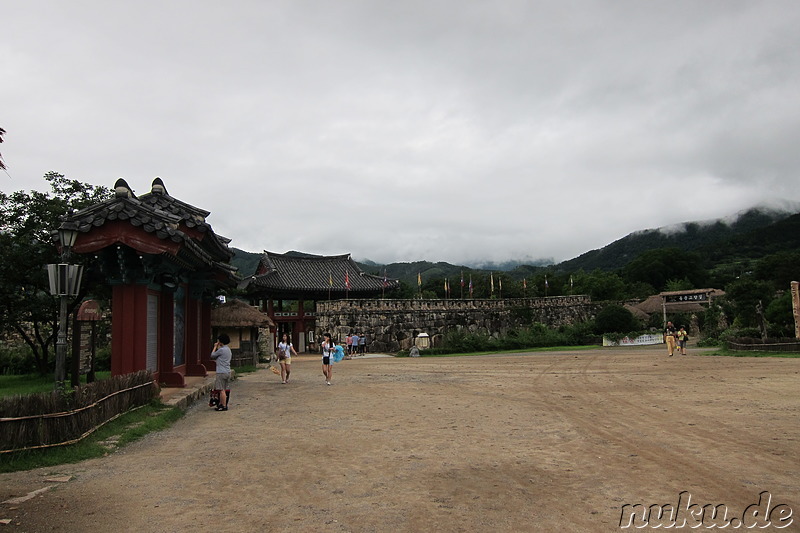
[60,177,237,278]
[247,251,399,298]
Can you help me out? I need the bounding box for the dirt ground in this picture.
[1,345,799,532]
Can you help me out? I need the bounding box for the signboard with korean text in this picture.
[75,300,101,377]
[665,293,709,304]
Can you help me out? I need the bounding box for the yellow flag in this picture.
[418,272,422,286]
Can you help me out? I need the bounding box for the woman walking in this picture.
[321,333,335,386]
[277,333,298,383]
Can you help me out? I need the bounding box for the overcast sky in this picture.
[3,1,800,266]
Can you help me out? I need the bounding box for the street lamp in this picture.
[48,226,83,390]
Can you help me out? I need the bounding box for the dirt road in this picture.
[2,346,798,532]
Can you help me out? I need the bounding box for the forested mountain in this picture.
[230,206,800,285]
[556,207,797,273]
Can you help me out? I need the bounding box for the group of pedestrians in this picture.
[276,332,337,385]
[345,332,367,356]
[208,330,340,412]
[664,321,689,356]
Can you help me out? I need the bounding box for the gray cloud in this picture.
[3,0,800,265]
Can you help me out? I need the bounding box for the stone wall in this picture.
[316,296,597,353]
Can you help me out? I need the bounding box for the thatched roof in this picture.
[211,299,274,328]
[624,303,650,320]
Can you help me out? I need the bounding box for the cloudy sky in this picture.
[3,1,800,266]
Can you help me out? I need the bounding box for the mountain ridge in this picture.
[230,205,800,285]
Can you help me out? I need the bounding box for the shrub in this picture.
[595,304,640,335]
[0,344,39,375]
[428,322,595,355]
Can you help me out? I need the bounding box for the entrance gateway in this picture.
[242,251,399,352]
[58,178,238,386]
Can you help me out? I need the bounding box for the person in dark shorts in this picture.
[676,326,689,355]
[321,332,335,386]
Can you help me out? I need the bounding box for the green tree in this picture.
[764,291,795,338]
[623,248,706,292]
[0,172,110,374]
[753,251,800,291]
[723,277,774,329]
[570,269,627,301]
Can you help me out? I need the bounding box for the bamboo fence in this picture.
[0,371,159,454]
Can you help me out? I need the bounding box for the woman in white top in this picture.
[321,332,335,386]
[277,333,298,384]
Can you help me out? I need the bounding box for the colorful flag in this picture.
[383,269,388,288]
[490,273,495,294]
[329,272,333,286]
[523,278,527,289]
[444,278,448,294]
[417,272,422,287]
[545,275,549,288]
[469,275,473,297]
[570,275,573,289]
[460,271,464,288]
[345,270,351,290]
[499,278,502,293]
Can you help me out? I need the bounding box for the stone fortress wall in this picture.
[315,295,598,353]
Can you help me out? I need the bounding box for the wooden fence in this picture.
[727,338,800,353]
[0,371,159,454]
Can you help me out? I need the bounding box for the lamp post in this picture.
[48,226,82,391]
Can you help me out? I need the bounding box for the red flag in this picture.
[345,270,351,290]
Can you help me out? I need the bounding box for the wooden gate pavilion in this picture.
[57,178,238,386]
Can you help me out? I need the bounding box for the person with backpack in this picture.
[664,321,678,357]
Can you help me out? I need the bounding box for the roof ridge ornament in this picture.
[114,178,135,199]
[151,177,168,195]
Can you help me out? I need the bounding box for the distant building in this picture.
[243,251,399,351]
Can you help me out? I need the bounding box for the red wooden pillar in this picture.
[111,284,150,377]
[158,289,184,387]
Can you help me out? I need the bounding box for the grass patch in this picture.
[418,345,599,357]
[233,364,258,374]
[699,347,800,358]
[0,372,112,398]
[0,399,184,473]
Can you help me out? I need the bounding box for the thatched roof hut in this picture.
[211,299,274,366]
[211,299,274,328]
